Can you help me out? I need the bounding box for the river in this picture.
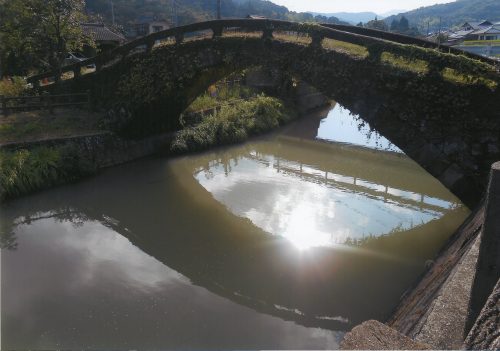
[0,103,469,349]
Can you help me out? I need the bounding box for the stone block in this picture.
[464,279,500,350]
[340,320,431,350]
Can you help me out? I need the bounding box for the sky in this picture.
[269,0,455,15]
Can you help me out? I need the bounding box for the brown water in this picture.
[0,104,469,349]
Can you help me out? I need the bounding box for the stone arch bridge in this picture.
[28,19,500,207]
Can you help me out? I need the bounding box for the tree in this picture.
[366,17,389,31]
[0,0,94,78]
[390,19,399,31]
[399,16,410,32]
[389,16,415,35]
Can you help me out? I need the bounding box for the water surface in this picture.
[0,103,469,349]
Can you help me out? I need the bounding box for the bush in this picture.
[172,95,295,153]
[0,77,27,97]
[0,145,97,201]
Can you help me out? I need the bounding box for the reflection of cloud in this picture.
[317,104,403,153]
[3,218,342,349]
[196,152,455,250]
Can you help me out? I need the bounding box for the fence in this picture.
[0,92,90,116]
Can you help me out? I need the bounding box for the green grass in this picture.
[381,52,429,74]
[0,109,103,144]
[462,40,500,46]
[322,38,369,58]
[441,68,497,88]
[172,95,296,153]
[0,146,97,201]
[185,85,255,113]
[273,32,312,46]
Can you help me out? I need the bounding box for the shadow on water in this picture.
[0,103,469,348]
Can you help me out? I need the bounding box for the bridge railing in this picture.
[320,23,499,66]
[26,19,499,87]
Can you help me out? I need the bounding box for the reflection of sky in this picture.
[317,104,402,152]
[2,216,341,349]
[195,154,454,250]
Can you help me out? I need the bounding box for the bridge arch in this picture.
[32,19,500,207]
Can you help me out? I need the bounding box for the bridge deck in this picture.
[27,19,499,87]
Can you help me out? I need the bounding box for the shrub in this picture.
[0,145,97,201]
[0,77,27,97]
[172,95,295,153]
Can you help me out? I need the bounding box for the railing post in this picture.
[86,90,91,112]
[310,33,324,48]
[0,95,7,117]
[466,161,500,333]
[73,66,81,79]
[146,40,155,52]
[175,33,184,45]
[262,28,273,40]
[212,25,223,39]
[48,94,54,114]
[95,59,103,72]
[367,44,383,63]
[426,55,447,78]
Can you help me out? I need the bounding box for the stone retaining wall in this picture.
[1,132,175,170]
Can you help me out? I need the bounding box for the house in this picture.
[446,20,500,44]
[461,20,493,31]
[81,23,125,56]
[468,26,500,41]
[131,16,170,38]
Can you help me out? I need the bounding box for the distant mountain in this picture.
[85,0,348,29]
[308,11,379,24]
[384,0,500,33]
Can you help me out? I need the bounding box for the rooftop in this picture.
[81,23,125,43]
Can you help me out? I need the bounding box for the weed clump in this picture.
[172,95,294,153]
[0,146,97,201]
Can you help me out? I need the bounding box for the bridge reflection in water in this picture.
[193,105,462,252]
[0,105,469,349]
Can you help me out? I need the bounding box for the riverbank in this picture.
[0,85,327,203]
[0,108,103,145]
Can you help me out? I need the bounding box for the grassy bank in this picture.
[172,94,296,153]
[462,40,500,46]
[0,146,97,202]
[0,108,104,145]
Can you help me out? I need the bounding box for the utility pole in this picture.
[217,0,221,20]
[171,0,178,27]
[110,0,115,26]
[437,16,442,47]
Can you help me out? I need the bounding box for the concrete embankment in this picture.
[341,163,500,350]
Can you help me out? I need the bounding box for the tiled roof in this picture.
[449,29,474,39]
[471,26,500,35]
[82,23,125,43]
[463,20,492,30]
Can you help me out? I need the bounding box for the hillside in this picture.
[85,0,348,29]
[385,0,500,33]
